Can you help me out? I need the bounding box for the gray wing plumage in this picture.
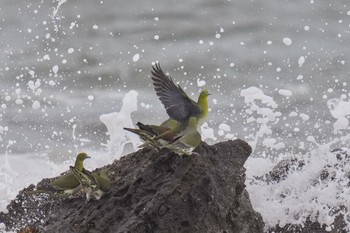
[151,63,201,122]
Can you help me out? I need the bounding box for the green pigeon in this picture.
[26,152,90,197]
[123,121,181,149]
[151,63,210,127]
[70,166,111,201]
[124,64,209,149]
[162,117,202,156]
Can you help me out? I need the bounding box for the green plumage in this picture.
[26,152,90,196]
[123,120,183,149]
[124,64,208,156]
[162,117,202,156]
[70,166,111,201]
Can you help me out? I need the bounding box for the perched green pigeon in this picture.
[26,152,90,197]
[162,117,202,156]
[70,166,111,201]
[124,64,209,150]
[151,63,210,127]
[123,120,182,149]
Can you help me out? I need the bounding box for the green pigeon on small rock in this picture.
[124,64,210,149]
[26,152,90,197]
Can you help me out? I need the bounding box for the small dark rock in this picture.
[253,158,305,184]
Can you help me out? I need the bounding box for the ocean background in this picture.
[1,0,350,231]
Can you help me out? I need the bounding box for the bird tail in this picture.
[124,127,153,141]
[124,127,161,149]
[136,122,172,137]
[123,127,143,135]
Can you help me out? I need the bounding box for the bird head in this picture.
[77,152,91,161]
[199,90,210,97]
[197,90,210,109]
[75,152,91,171]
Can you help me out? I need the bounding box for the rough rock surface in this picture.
[0,140,264,233]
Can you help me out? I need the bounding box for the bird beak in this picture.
[87,156,91,159]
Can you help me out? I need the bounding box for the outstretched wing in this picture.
[151,63,201,122]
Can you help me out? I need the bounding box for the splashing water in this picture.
[52,0,67,18]
[100,90,141,159]
[243,89,350,231]
[0,145,61,212]
[0,1,350,231]
[240,86,280,152]
[0,144,18,212]
[246,146,350,231]
[327,98,350,134]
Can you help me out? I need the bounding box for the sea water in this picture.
[1,0,350,231]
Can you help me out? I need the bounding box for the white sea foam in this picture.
[278,89,292,97]
[283,37,292,46]
[52,0,67,18]
[327,98,350,134]
[99,90,141,159]
[0,150,58,212]
[244,91,350,231]
[132,54,140,62]
[246,144,350,231]
[298,56,305,67]
[240,87,281,151]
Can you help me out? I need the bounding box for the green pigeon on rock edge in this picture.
[124,64,210,150]
[26,152,90,197]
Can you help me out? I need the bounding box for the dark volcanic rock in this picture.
[0,140,264,233]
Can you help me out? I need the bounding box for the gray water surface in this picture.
[1,0,349,158]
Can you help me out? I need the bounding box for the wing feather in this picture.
[151,64,200,122]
